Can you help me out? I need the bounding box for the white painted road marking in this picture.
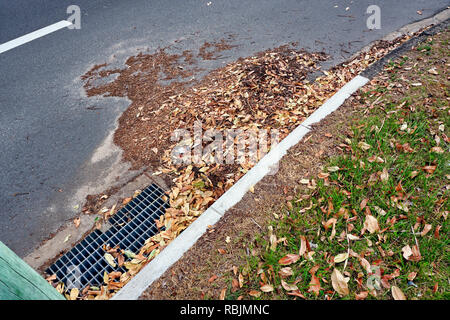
[0,20,72,54]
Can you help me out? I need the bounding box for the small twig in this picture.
[251,218,262,230]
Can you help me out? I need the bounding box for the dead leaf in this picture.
[380,167,389,182]
[286,290,306,299]
[392,286,406,300]
[308,274,321,296]
[104,253,117,268]
[358,141,371,151]
[364,215,380,233]
[331,268,349,296]
[69,288,79,300]
[402,244,421,262]
[334,253,349,264]
[281,280,298,291]
[420,224,432,237]
[238,273,244,288]
[219,288,226,300]
[422,165,437,174]
[279,267,293,279]
[260,284,274,292]
[355,291,368,300]
[278,254,300,266]
[249,290,261,298]
[73,217,81,228]
[407,272,417,281]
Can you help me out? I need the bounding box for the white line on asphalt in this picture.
[112,74,370,300]
[0,20,72,54]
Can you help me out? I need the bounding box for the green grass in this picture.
[226,32,449,300]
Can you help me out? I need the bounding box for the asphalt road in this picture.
[0,0,448,257]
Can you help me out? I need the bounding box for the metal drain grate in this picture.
[46,183,169,289]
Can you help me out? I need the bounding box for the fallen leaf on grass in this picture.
[380,168,389,182]
[331,268,349,297]
[355,291,368,300]
[420,224,432,237]
[308,274,321,296]
[334,253,349,264]
[260,284,274,292]
[281,280,298,291]
[402,244,421,262]
[408,272,417,281]
[427,68,438,75]
[219,288,226,300]
[286,290,306,299]
[208,275,218,283]
[360,198,369,210]
[422,165,437,174]
[278,254,300,266]
[279,267,294,279]
[327,166,340,172]
[364,215,380,234]
[392,286,406,300]
[249,290,261,298]
[431,146,444,154]
[238,273,244,288]
[358,141,371,151]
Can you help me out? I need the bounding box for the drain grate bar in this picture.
[46,184,169,289]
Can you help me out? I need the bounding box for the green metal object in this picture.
[0,241,65,300]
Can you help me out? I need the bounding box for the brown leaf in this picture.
[422,165,437,174]
[281,280,298,291]
[434,225,441,239]
[355,291,368,300]
[360,198,369,210]
[238,273,244,288]
[420,224,432,237]
[286,290,306,299]
[260,284,274,292]
[73,217,81,228]
[364,215,380,234]
[402,244,421,262]
[392,286,407,300]
[248,290,261,298]
[279,267,294,279]
[278,254,300,266]
[331,268,349,297]
[380,168,389,182]
[299,236,307,256]
[219,288,226,300]
[407,272,417,281]
[208,275,218,283]
[308,274,321,296]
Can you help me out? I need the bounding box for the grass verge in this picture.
[225,29,449,300]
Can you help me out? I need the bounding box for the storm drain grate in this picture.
[46,183,169,289]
